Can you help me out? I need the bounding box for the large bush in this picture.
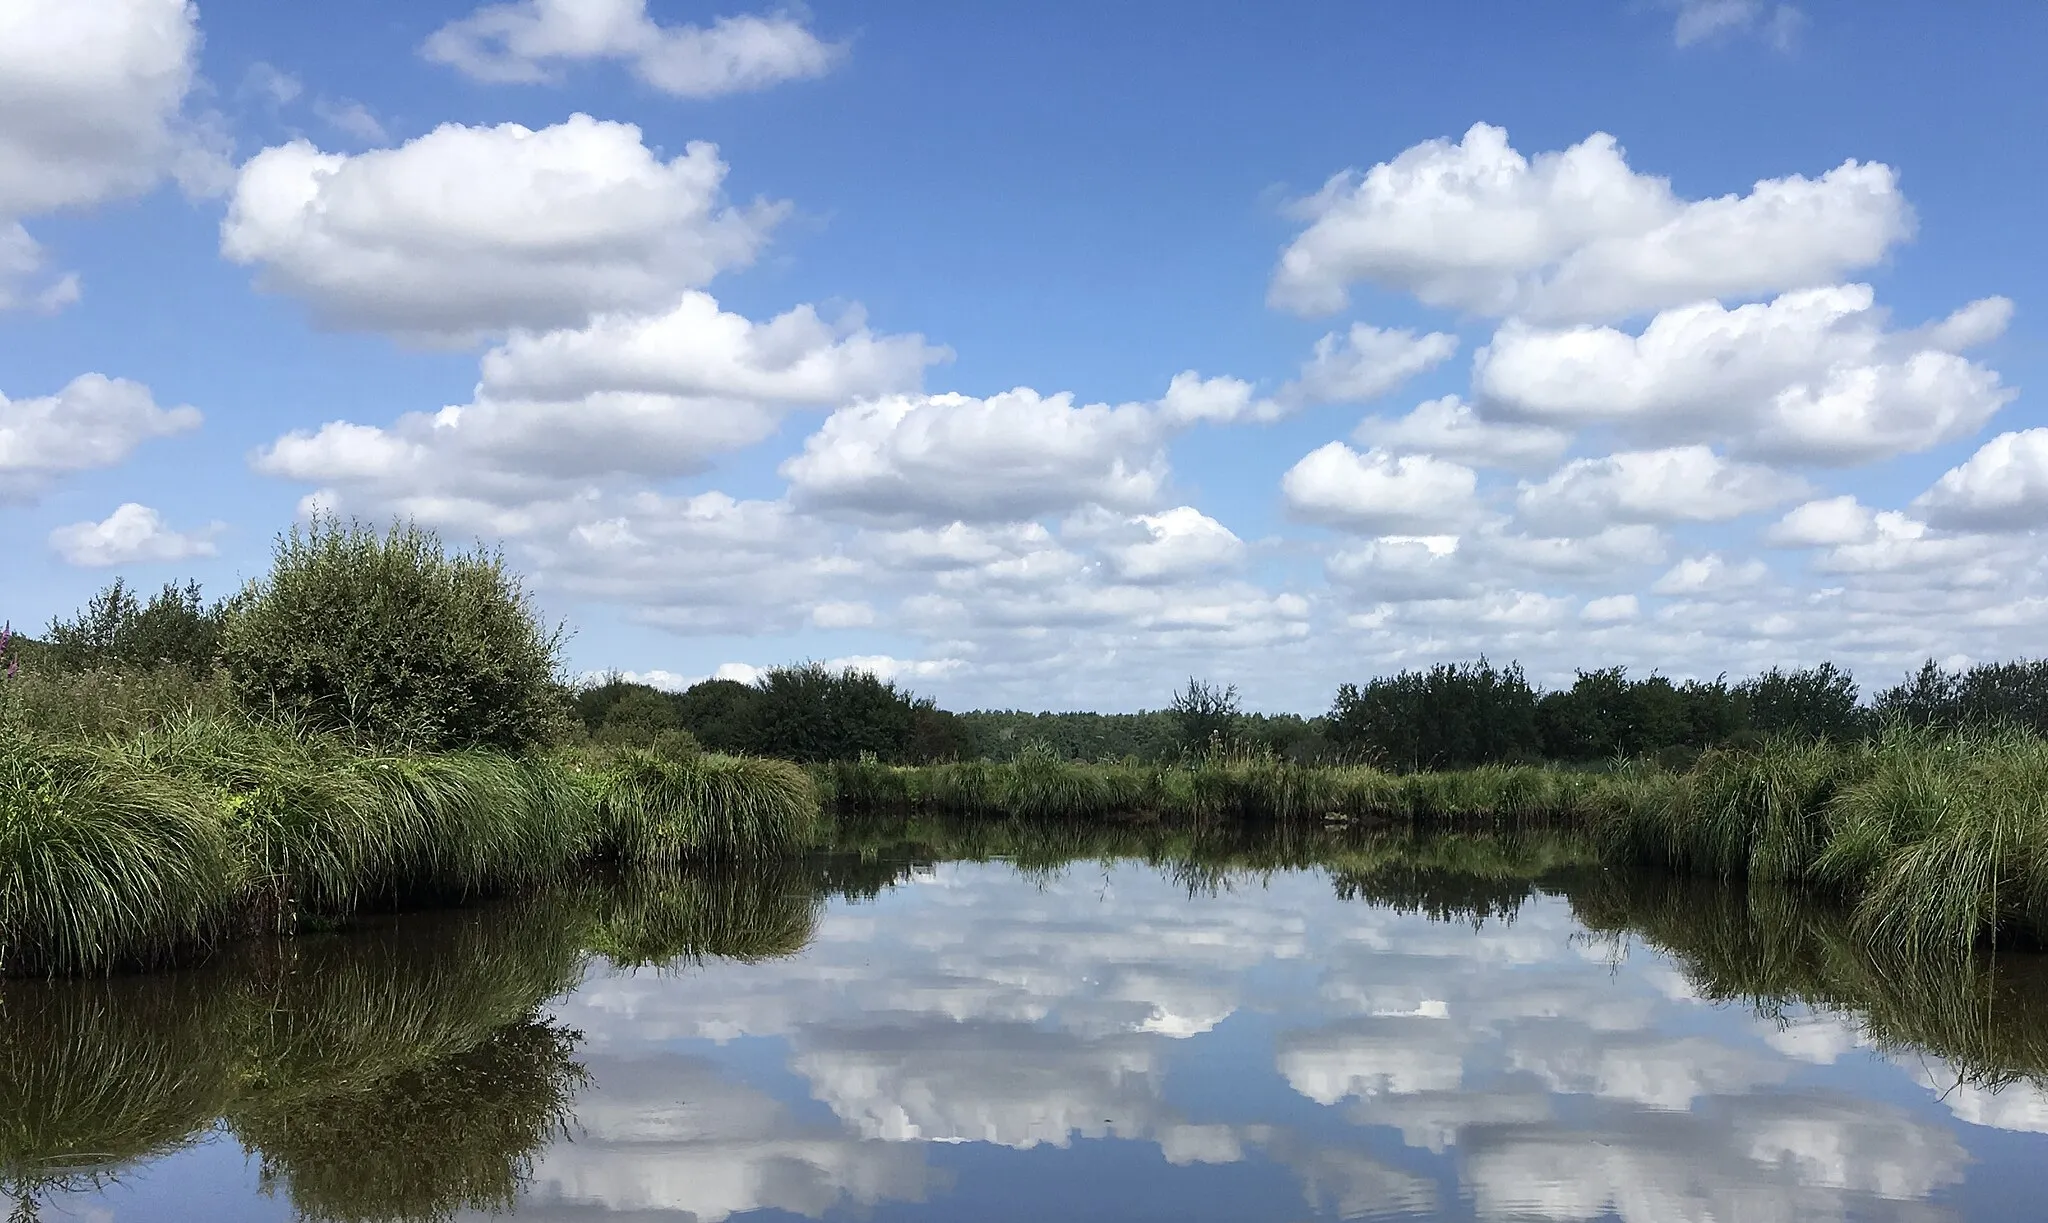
[218,518,567,751]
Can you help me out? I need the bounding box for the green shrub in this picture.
[218,517,568,751]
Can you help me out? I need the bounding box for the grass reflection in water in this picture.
[4,818,2048,1221]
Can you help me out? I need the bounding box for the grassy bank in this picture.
[821,729,2048,954]
[0,719,820,975]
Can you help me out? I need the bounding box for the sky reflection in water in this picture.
[8,839,2048,1223]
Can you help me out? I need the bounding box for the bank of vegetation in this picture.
[14,517,2048,972]
[1,519,818,976]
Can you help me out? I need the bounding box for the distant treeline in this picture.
[15,578,2048,771]
[571,657,2048,770]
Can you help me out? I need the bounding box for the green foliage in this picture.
[218,517,568,751]
[1328,658,1540,770]
[1536,668,1739,762]
[1169,677,1240,753]
[954,709,1182,762]
[745,663,928,763]
[671,678,761,753]
[588,750,819,863]
[1736,662,1863,741]
[572,676,687,748]
[40,580,223,676]
[1875,658,2048,736]
[0,665,235,739]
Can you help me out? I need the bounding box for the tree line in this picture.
[16,568,2048,768]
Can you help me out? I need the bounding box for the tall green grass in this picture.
[0,735,235,975]
[1,720,823,975]
[586,749,819,863]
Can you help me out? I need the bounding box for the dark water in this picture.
[7,825,2048,1222]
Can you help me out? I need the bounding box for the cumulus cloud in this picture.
[1767,495,1875,548]
[0,0,227,307]
[257,291,934,507]
[1356,395,1569,470]
[1101,507,1246,582]
[1326,535,1473,602]
[1651,553,1772,597]
[1515,446,1805,534]
[1278,323,1458,408]
[1269,123,1909,323]
[47,502,220,566]
[1474,286,2014,464]
[423,0,841,97]
[1,374,201,501]
[1282,443,1479,534]
[783,381,1218,524]
[222,115,782,341]
[1914,428,2048,532]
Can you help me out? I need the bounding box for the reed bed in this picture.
[0,721,823,975]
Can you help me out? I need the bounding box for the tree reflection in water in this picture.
[3,817,2047,1221]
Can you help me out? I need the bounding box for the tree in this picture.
[1169,678,1240,754]
[1329,658,1539,771]
[573,676,688,747]
[744,664,923,763]
[674,678,764,754]
[218,517,567,750]
[1735,663,1862,741]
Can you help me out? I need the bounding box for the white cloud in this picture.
[222,115,782,341]
[1279,324,1458,407]
[0,0,222,214]
[1283,443,1478,534]
[481,293,946,405]
[256,290,932,503]
[783,388,1168,523]
[1670,0,1806,50]
[809,601,875,629]
[1516,446,1806,534]
[0,0,226,308]
[1327,535,1473,602]
[1651,554,1772,597]
[1483,524,1671,578]
[1103,507,1246,582]
[1269,123,1909,323]
[423,0,841,97]
[1356,395,1569,470]
[1474,286,2014,464]
[1,374,201,501]
[1582,594,1640,623]
[47,503,220,567]
[311,98,388,144]
[1914,428,2048,532]
[1766,495,1875,547]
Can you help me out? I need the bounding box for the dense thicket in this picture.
[39,579,223,675]
[1874,659,2048,735]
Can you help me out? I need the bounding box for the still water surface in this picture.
[6,829,2048,1222]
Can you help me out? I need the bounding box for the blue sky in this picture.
[4,0,2044,711]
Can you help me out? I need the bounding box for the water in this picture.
[6,826,2048,1222]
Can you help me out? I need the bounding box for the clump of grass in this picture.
[0,735,236,975]
[591,750,819,863]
